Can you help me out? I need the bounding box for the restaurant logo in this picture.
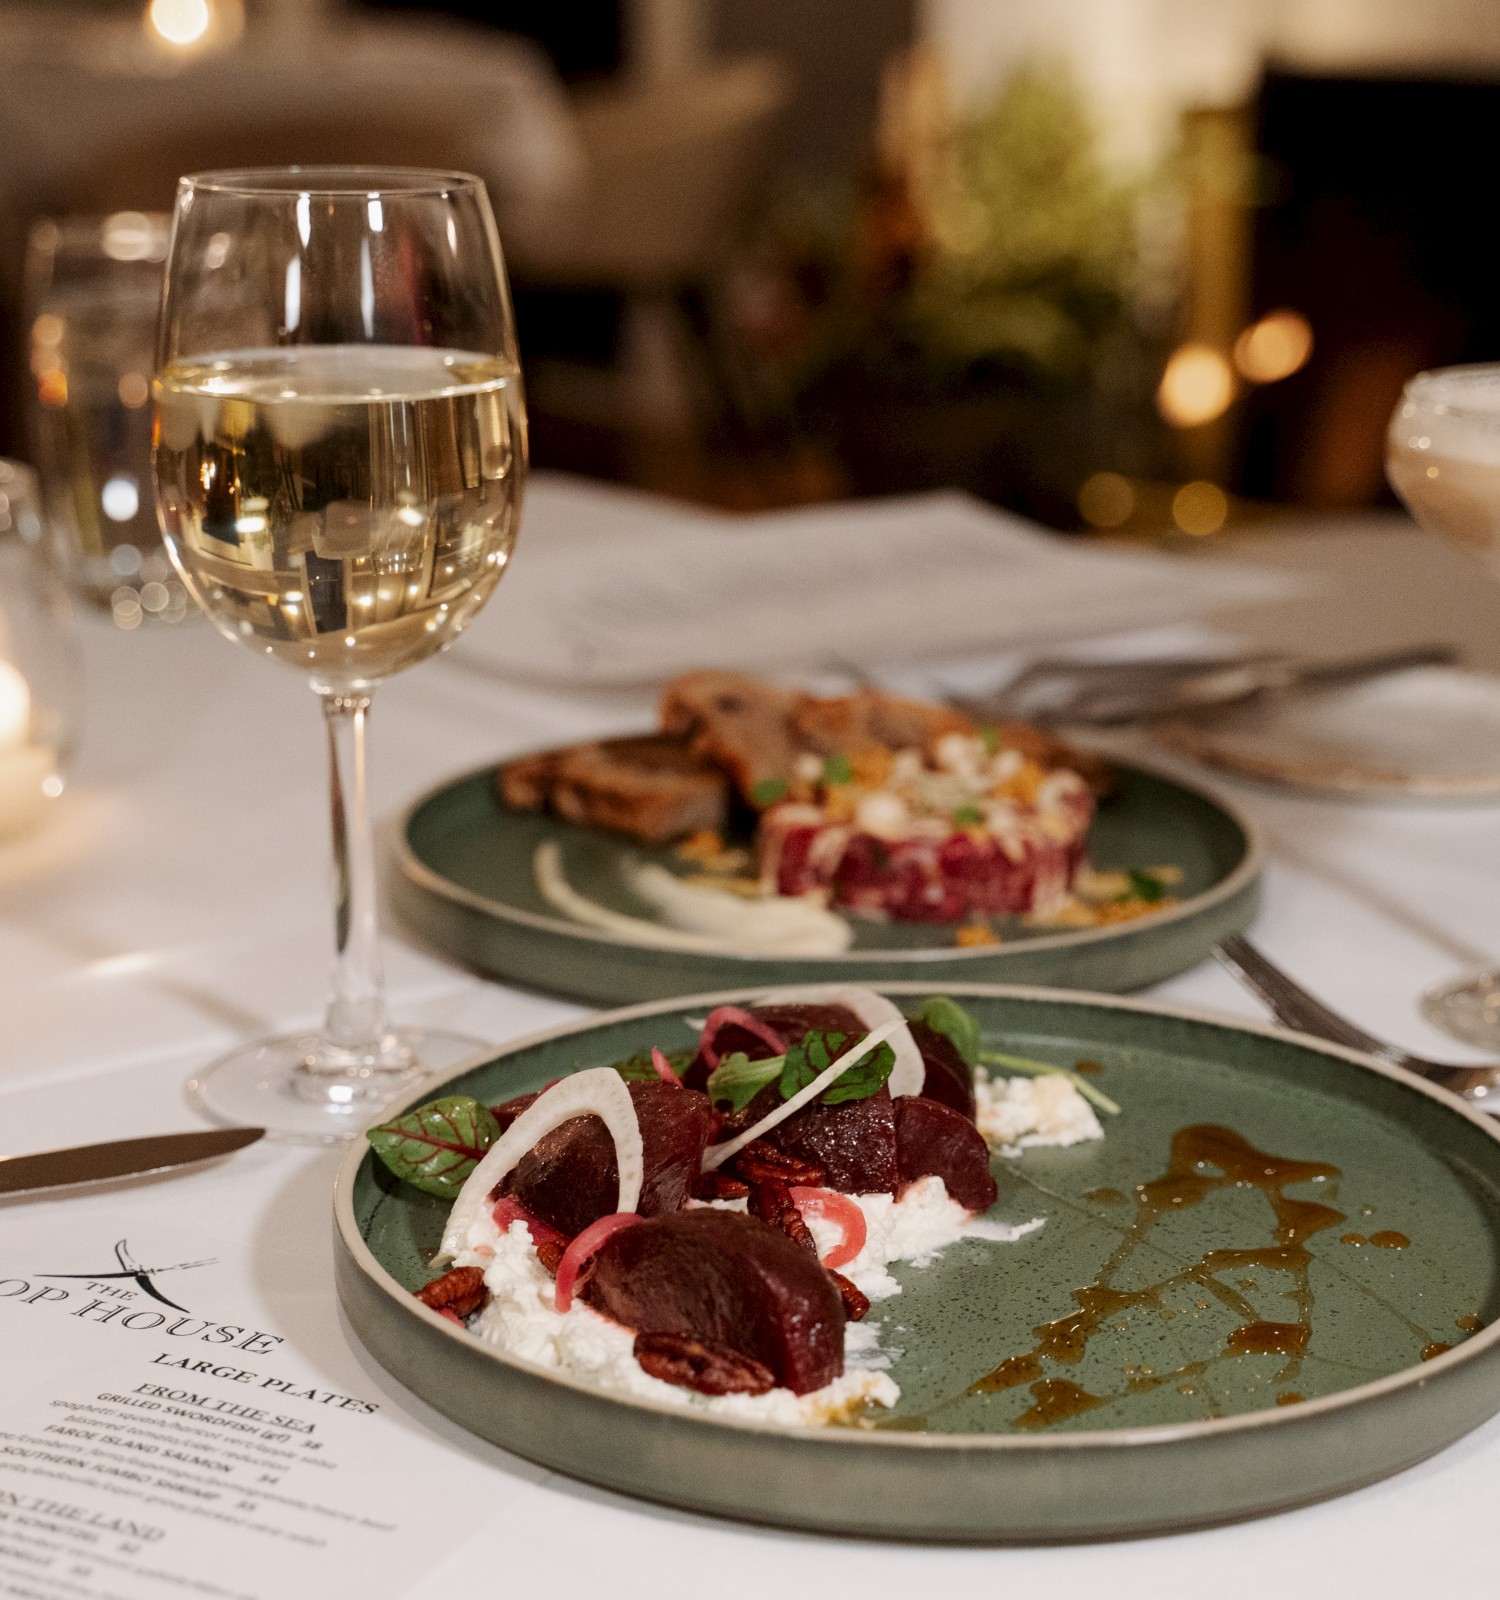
[2,1234,286,1358]
[30,1238,216,1313]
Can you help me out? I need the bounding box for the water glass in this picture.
[24,212,191,627]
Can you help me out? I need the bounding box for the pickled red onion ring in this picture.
[650,1047,681,1085]
[554,1212,642,1312]
[698,1006,787,1071]
[790,1186,867,1270]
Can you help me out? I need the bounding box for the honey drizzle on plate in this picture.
[970,1125,1347,1426]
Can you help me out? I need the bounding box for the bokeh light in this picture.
[1077,471,1135,529]
[1157,343,1236,427]
[1172,481,1229,536]
[101,477,141,523]
[146,0,211,47]
[1234,310,1314,383]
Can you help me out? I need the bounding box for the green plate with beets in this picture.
[335,983,1500,1541]
[391,759,1261,1004]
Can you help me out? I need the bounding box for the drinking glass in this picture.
[0,460,81,838]
[25,213,192,627]
[154,168,526,1140]
[1387,364,1500,1048]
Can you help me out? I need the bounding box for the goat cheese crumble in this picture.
[973,1066,1104,1153]
[449,1174,1041,1425]
[441,1068,1098,1426]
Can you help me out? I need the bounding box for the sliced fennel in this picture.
[439,1068,645,1263]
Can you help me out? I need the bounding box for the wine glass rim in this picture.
[179,166,486,199]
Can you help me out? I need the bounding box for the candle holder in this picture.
[0,460,81,838]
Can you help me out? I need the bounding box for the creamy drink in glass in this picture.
[1388,365,1500,1047]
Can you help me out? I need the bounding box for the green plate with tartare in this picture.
[335,982,1500,1542]
[391,760,1261,1005]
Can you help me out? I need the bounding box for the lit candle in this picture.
[0,659,57,837]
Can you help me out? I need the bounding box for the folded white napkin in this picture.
[458,475,1302,688]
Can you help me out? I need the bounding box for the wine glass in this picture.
[1387,364,1500,1048]
[154,168,526,1140]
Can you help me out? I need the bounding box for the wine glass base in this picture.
[1420,971,1500,1052]
[186,1027,490,1145]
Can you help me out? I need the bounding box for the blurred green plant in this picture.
[909,64,1144,390]
[722,62,1173,520]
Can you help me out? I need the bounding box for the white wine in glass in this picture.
[1387,364,1500,1048]
[154,170,526,1140]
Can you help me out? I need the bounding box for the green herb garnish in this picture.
[366,1095,502,1197]
[706,1029,896,1112]
[823,753,853,786]
[611,1048,693,1083]
[978,1050,1121,1115]
[780,1030,896,1106]
[979,726,1000,756]
[952,804,985,827]
[705,1050,785,1112]
[1126,868,1165,903]
[913,996,981,1066]
[751,777,789,807]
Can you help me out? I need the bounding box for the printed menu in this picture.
[0,1148,515,1600]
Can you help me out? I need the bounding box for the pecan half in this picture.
[535,1239,566,1276]
[828,1269,870,1322]
[691,1171,751,1201]
[634,1332,775,1396]
[415,1266,488,1319]
[728,1139,827,1189]
[750,1177,818,1255]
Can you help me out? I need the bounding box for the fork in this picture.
[1213,934,1500,1107]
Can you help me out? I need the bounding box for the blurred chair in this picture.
[502,56,791,432]
[507,56,788,289]
[0,17,583,455]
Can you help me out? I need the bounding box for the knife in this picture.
[0,1126,265,1198]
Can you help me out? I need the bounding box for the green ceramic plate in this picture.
[335,984,1500,1541]
[391,761,1262,1004]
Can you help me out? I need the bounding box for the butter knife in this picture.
[0,1126,265,1197]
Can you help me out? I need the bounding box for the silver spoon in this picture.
[1214,934,1500,1107]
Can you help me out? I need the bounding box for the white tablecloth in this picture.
[4,480,1499,1597]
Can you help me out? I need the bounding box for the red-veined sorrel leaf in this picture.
[366,1095,501,1198]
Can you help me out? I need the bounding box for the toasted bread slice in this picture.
[661,671,801,804]
[791,689,973,758]
[497,735,729,843]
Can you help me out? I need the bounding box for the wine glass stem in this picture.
[320,689,388,1054]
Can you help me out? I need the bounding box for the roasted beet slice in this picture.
[491,1091,539,1131]
[716,1079,900,1197]
[770,1087,900,1195]
[907,1019,977,1121]
[500,1081,712,1238]
[584,1209,845,1394]
[894,1094,998,1212]
[684,1002,865,1090]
